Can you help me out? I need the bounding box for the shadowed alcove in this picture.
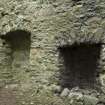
[58,43,102,89]
[1,30,31,51]
[0,30,31,83]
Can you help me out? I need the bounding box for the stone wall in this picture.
[0,0,105,105]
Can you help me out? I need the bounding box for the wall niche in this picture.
[1,30,31,83]
[58,43,102,90]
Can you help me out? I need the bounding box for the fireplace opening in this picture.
[58,43,102,89]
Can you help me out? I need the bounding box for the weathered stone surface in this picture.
[83,95,99,105]
[60,88,70,97]
[68,92,83,100]
[0,0,105,105]
[98,95,105,104]
[51,84,62,94]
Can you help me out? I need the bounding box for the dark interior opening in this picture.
[58,43,101,89]
[0,30,31,83]
[1,30,31,50]
[1,30,31,68]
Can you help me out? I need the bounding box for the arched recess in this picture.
[0,30,31,83]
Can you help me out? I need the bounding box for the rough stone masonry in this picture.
[0,0,105,105]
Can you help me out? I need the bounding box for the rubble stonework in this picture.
[0,0,105,105]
